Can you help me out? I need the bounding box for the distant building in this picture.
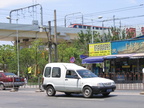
[141,27,144,35]
[126,28,136,38]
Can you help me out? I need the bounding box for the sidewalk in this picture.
[111,90,143,95]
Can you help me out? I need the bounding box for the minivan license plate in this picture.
[107,89,112,92]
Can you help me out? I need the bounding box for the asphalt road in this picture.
[0,88,144,108]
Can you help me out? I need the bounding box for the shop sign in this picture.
[89,42,111,56]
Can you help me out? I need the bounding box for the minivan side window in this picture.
[66,70,77,78]
[44,67,51,77]
[52,67,61,78]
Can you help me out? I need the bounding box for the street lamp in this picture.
[6,16,20,77]
[91,16,103,43]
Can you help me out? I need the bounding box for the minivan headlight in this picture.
[97,83,104,87]
[111,82,115,85]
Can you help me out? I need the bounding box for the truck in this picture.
[42,63,116,98]
[0,72,25,90]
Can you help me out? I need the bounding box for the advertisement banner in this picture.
[89,42,111,56]
[111,39,144,54]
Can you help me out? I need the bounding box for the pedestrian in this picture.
[24,77,27,88]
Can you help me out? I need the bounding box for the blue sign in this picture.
[111,39,144,54]
[70,57,75,63]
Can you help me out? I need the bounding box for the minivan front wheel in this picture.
[83,86,93,98]
[46,86,56,96]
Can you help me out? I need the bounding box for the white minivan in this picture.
[42,63,116,98]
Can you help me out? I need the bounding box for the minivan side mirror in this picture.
[74,75,80,79]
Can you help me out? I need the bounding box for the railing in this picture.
[116,83,143,90]
[98,72,144,90]
[19,73,144,90]
[98,72,143,83]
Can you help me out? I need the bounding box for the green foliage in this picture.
[0,39,47,77]
[19,39,47,76]
[0,27,135,79]
[76,30,102,55]
[58,41,83,64]
[28,76,38,83]
[106,27,134,42]
[0,45,16,72]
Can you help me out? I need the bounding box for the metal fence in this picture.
[98,72,144,90]
[116,83,143,90]
[19,73,144,90]
[98,72,143,83]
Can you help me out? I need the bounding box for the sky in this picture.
[0,0,144,45]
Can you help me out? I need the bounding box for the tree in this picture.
[19,39,47,76]
[106,27,134,42]
[0,27,135,77]
[58,41,82,65]
[0,45,15,72]
[75,30,102,56]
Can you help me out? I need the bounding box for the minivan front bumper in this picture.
[42,84,47,90]
[91,85,116,94]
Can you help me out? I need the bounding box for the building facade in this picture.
[82,36,144,83]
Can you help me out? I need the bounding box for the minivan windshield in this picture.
[77,69,98,78]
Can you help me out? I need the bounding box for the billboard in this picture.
[89,42,111,56]
[111,39,144,54]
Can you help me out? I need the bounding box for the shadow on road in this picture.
[51,93,117,99]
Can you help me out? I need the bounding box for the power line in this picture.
[98,14,144,22]
[1,3,144,27]
[84,4,144,17]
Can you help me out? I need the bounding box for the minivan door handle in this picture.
[65,79,68,81]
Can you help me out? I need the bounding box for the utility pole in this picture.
[54,10,58,62]
[48,21,52,63]
[113,15,116,28]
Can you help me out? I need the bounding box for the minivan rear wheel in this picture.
[46,86,56,96]
[83,86,93,98]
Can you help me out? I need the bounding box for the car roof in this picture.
[45,63,86,70]
[46,63,77,66]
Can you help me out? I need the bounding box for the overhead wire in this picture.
[1,4,144,27]
[84,4,144,17]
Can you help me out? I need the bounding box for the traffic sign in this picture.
[70,57,75,63]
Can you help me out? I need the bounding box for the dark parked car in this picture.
[0,72,25,90]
